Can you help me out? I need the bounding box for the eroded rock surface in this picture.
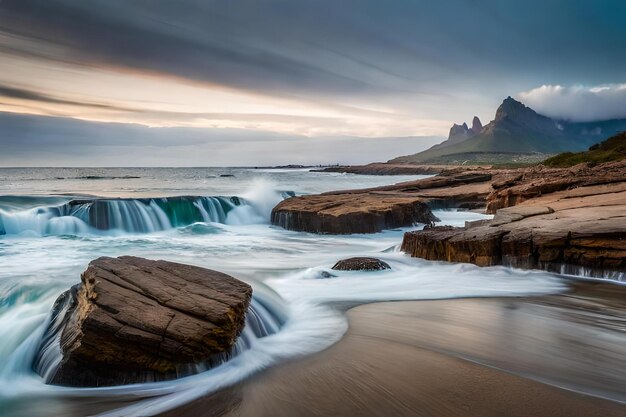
[34,256,252,387]
[272,195,438,234]
[332,257,391,271]
[271,170,497,233]
[403,160,626,278]
[486,160,626,213]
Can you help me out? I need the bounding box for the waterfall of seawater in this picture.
[0,196,254,235]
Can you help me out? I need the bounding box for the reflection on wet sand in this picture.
[164,280,626,417]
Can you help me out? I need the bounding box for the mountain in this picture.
[391,97,626,164]
[543,131,626,167]
[429,115,483,150]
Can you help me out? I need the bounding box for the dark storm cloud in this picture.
[2,0,625,99]
[0,84,136,112]
[0,112,442,166]
[0,111,293,148]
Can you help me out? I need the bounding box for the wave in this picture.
[0,196,73,212]
[0,196,242,236]
[0,180,291,236]
[0,195,291,237]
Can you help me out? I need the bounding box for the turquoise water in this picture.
[0,168,569,417]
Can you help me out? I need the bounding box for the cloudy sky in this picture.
[1,0,626,166]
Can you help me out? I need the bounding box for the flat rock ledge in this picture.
[271,171,497,234]
[402,163,626,279]
[34,256,252,387]
[273,159,626,247]
[272,195,438,234]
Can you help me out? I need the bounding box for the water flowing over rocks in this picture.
[332,257,391,271]
[403,160,626,279]
[0,196,245,236]
[34,256,252,387]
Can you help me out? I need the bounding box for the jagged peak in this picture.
[495,96,535,121]
[471,116,482,134]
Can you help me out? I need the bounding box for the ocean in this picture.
[0,168,566,416]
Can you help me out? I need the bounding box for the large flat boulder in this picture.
[271,170,498,234]
[272,194,438,234]
[34,256,252,387]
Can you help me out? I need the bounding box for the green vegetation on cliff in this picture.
[543,131,626,167]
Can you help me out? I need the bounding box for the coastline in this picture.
[312,162,493,175]
[273,159,626,278]
[162,280,626,417]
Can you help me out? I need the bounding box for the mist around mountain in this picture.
[391,97,626,164]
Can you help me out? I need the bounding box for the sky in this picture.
[1,0,626,166]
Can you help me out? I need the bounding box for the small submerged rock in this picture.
[33,256,252,387]
[332,257,391,271]
[318,270,337,279]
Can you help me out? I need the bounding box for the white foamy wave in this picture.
[95,252,565,416]
[226,178,284,225]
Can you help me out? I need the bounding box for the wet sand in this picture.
[164,281,626,417]
[7,281,624,417]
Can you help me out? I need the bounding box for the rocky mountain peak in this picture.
[495,96,533,121]
[471,116,483,134]
[448,123,472,143]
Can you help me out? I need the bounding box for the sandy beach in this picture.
[164,281,626,417]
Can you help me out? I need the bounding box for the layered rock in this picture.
[271,170,499,234]
[272,195,438,234]
[332,257,391,271]
[403,160,626,278]
[486,159,626,213]
[34,256,252,387]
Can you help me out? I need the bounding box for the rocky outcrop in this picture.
[312,163,451,175]
[313,163,495,176]
[272,195,438,234]
[448,122,472,144]
[402,205,626,278]
[403,160,626,278]
[271,170,501,234]
[486,159,626,213]
[34,256,252,387]
[471,116,483,135]
[426,116,484,151]
[332,257,391,271]
[446,117,483,145]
